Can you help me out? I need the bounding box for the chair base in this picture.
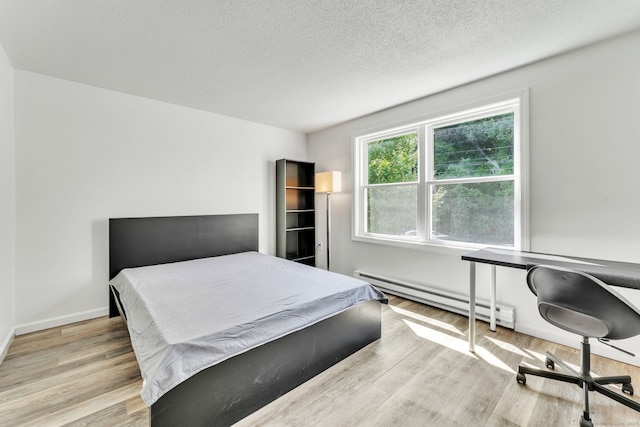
[517,345,640,425]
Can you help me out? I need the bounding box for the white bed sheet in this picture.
[109,251,387,405]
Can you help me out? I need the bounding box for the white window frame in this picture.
[353,89,529,253]
[358,127,422,241]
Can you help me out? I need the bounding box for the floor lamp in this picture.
[315,171,341,271]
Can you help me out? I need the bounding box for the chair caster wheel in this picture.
[580,415,593,427]
[516,373,526,385]
[622,383,634,395]
[545,358,555,370]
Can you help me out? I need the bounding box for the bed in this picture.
[108,213,385,426]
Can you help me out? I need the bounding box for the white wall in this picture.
[13,71,307,332]
[309,30,640,364]
[0,42,15,359]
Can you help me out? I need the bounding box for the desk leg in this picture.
[469,261,476,353]
[490,265,496,332]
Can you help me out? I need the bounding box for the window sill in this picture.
[351,234,491,256]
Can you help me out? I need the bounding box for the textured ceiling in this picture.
[1,1,640,133]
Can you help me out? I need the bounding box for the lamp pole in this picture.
[315,170,341,272]
[326,192,332,271]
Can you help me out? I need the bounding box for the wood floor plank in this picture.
[124,395,147,416]
[23,383,141,427]
[62,400,149,427]
[0,352,137,403]
[0,356,141,423]
[2,296,639,426]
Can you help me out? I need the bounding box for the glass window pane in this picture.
[431,181,514,246]
[367,185,417,236]
[433,113,514,179]
[367,132,418,184]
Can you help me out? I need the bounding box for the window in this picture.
[354,92,528,250]
[366,131,419,236]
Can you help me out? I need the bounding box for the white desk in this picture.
[462,248,640,352]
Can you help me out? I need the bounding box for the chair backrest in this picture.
[527,265,640,340]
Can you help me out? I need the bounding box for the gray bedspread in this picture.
[109,251,387,405]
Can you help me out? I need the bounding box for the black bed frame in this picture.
[108,213,382,426]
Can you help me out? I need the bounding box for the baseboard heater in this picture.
[354,270,515,329]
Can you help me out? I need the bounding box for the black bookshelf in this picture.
[276,159,316,266]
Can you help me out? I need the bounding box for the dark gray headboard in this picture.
[109,213,259,279]
[108,213,259,316]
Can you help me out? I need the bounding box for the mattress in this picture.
[109,251,387,405]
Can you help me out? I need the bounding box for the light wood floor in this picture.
[2,295,640,426]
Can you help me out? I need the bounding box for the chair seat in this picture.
[540,303,609,338]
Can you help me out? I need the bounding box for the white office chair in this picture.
[517,265,640,427]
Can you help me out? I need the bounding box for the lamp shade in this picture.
[316,171,342,193]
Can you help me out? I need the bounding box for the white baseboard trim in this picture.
[15,307,109,336]
[516,324,639,368]
[0,328,15,364]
